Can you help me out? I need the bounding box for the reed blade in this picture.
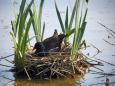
[41,22,45,41]
[55,2,65,33]
[30,0,44,42]
[68,0,77,29]
[71,0,88,59]
[11,0,34,70]
[65,6,68,32]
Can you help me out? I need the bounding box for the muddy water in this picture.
[0,0,115,86]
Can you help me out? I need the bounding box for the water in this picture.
[0,0,115,86]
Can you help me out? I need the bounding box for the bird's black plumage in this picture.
[33,29,66,57]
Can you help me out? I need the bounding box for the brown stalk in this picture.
[24,67,31,80]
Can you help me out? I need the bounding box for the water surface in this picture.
[0,0,115,86]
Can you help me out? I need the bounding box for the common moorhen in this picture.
[33,29,66,56]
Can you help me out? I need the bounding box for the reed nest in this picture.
[15,45,90,80]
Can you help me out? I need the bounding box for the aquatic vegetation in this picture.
[55,0,88,59]
[11,0,33,70]
[29,0,45,42]
[55,1,76,44]
[71,0,88,59]
[98,22,115,46]
[11,0,45,71]
[10,0,89,79]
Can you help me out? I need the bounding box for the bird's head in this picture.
[58,34,66,40]
[33,42,41,51]
[33,42,46,53]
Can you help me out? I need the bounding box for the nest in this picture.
[15,44,90,80]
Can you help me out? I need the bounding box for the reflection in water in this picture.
[14,76,80,86]
[0,0,115,86]
[0,72,83,86]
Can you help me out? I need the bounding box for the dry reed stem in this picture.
[24,67,31,80]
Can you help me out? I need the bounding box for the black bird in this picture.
[33,29,66,57]
[33,42,47,56]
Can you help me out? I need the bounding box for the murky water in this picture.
[0,0,115,86]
